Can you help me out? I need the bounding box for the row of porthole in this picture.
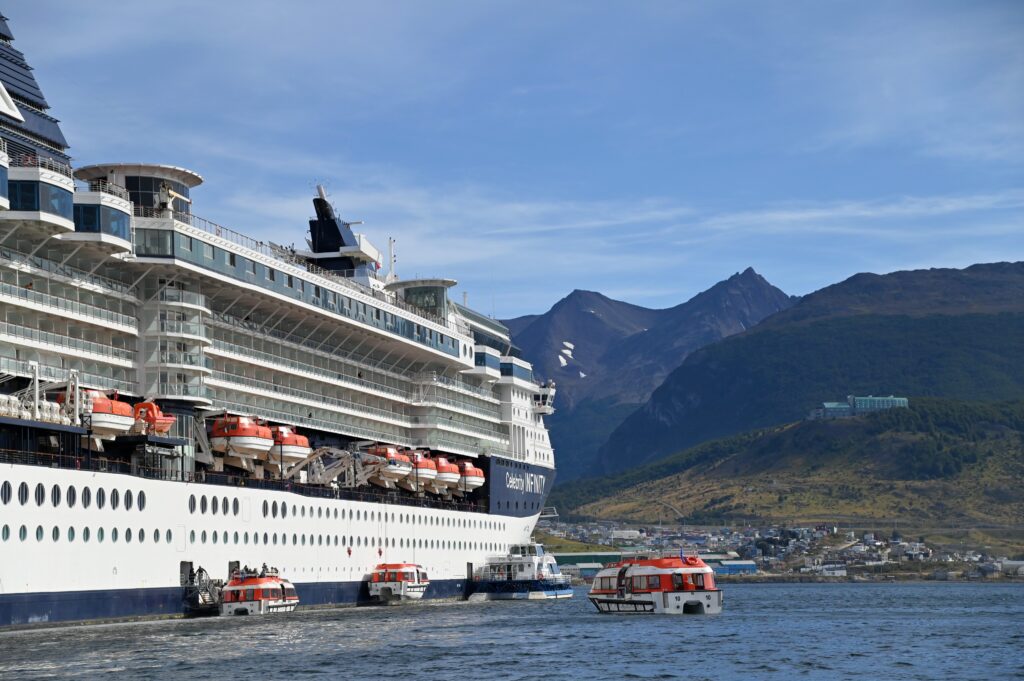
[260,499,506,532]
[0,481,146,512]
[188,494,239,517]
[1,524,169,544]
[187,529,505,554]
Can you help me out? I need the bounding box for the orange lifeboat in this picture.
[434,455,461,490]
[72,390,134,438]
[133,401,176,435]
[269,425,311,463]
[457,460,485,492]
[362,446,413,489]
[210,415,274,458]
[397,450,437,493]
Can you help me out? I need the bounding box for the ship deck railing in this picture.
[9,153,74,178]
[0,447,491,514]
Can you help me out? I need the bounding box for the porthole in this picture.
[212,531,218,544]
[201,530,207,544]
[282,503,288,519]
[348,509,353,519]
[272,501,278,518]
[292,533,298,545]
[200,496,208,514]
[19,525,27,541]
[301,506,306,518]
[222,531,227,544]
[67,526,75,542]
[137,527,144,543]
[189,494,197,514]
[244,532,249,545]
[165,529,172,543]
[124,489,133,511]
[211,496,219,515]
[98,528,105,543]
[190,530,196,544]
[222,497,228,516]
[138,491,146,511]
[232,498,239,516]
[333,509,338,519]
[253,532,259,545]
[301,535,306,546]
[334,536,338,546]
[318,507,322,519]
[97,487,106,509]
[67,485,77,508]
[83,527,91,543]
[273,533,278,546]
[35,483,45,506]
[318,535,323,546]
[292,504,297,516]
[125,528,132,543]
[1,525,7,541]
[18,482,28,505]
[1,481,11,505]
[357,536,361,547]
[110,488,120,510]
[356,510,361,521]
[233,531,239,544]
[112,527,119,543]
[153,529,159,543]
[262,500,269,518]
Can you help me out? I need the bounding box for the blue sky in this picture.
[12,1,1024,317]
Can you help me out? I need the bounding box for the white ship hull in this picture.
[0,462,538,626]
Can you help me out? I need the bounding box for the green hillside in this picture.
[556,399,1024,552]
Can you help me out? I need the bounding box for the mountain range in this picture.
[502,268,794,480]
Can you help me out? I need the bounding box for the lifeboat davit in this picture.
[362,446,413,489]
[210,415,274,457]
[270,425,311,463]
[398,450,437,493]
[457,460,485,493]
[434,455,461,490]
[80,390,134,437]
[133,401,176,435]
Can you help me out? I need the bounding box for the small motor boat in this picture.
[221,565,299,616]
[210,415,274,458]
[588,552,723,614]
[368,564,429,603]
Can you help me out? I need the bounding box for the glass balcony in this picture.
[155,352,213,371]
[410,415,509,442]
[0,320,135,364]
[148,383,209,400]
[0,355,135,394]
[0,244,136,298]
[0,280,137,330]
[153,320,209,340]
[157,289,209,309]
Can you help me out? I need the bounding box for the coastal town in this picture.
[538,519,1024,583]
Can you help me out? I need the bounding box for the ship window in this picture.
[124,489,133,510]
[223,498,229,515]
[125,528,132,543]
[333,509,338,519]
[268,268,276,282]
[201,243,214,260]
[138,491,146,511]
[49,484,61,507]
[98,528,105,543]
[272,501,278,518]
[67,486,77,508]
[35,483,45,506]
[233,498,239,516]
[272,533,277,545]
[301,506,305,518]
[334,536,338,546]
[253,532,258,545]
[190,495,197,514]
[200,496,208,514]
[83,527,90,543]
[356,510,360,521]
[190,530,196,544]
[228,253,236,267]
[0,481,10,505]
[244,532,249,545]
[19,525,26,541]
[166,529,172,543]
[262,500,268,517]
[292,504,297,517]
[201,530,207,544]
[211,496,219,515]
[222,531,228,544]
[153,529,159,543]
[293,533,298,545]
[1,525,7,541]
[110,489,120,510]
[318,507,323,519]
[264,532,269,544]
[234,531,239,544]
[138,527,145,543]
[301,535,306,546]
[282,503,288,519]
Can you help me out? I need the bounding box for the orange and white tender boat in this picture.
[132,401,176,435]
[269,425,311,463]
[368,563,429,603]
[434,455,461,491]
[221,565,299,616]
[456,460,485,494]
[210,415,274,458]
[398,450,437,493]
[361,446,413,489]
[588,552,723,614]
[81,390,134,437]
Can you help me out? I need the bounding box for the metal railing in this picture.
[411,415,509,442]
[157,288,209,308]
[412,392,501,420]
[413,371,497,400]
[0,280,137,329]
[208,370,411,424]
[155,352,213,370]
[149,383,208,399]
[152,320,208,338]
[210,396,406,445]
[0,245,137,297]
[0,356,135,393]
[82,179,130,201]
[0,320,136,363]
[9,153,74,178]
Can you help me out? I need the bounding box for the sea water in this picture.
[0,583,1020,680]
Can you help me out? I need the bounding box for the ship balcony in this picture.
[0,320,136,367]
[150,351,214,375]
[0,280,138,334]
[409,415,509,443]
[156,288,210,313]
[146,382,211,404]
[3,155,75,234]
[147,319,212,345]
[62,181,133,254]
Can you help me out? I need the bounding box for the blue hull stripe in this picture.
[0,579,468,627]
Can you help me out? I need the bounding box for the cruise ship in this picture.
[0,12,556,626]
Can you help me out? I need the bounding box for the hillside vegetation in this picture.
[556,399,1024,550]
